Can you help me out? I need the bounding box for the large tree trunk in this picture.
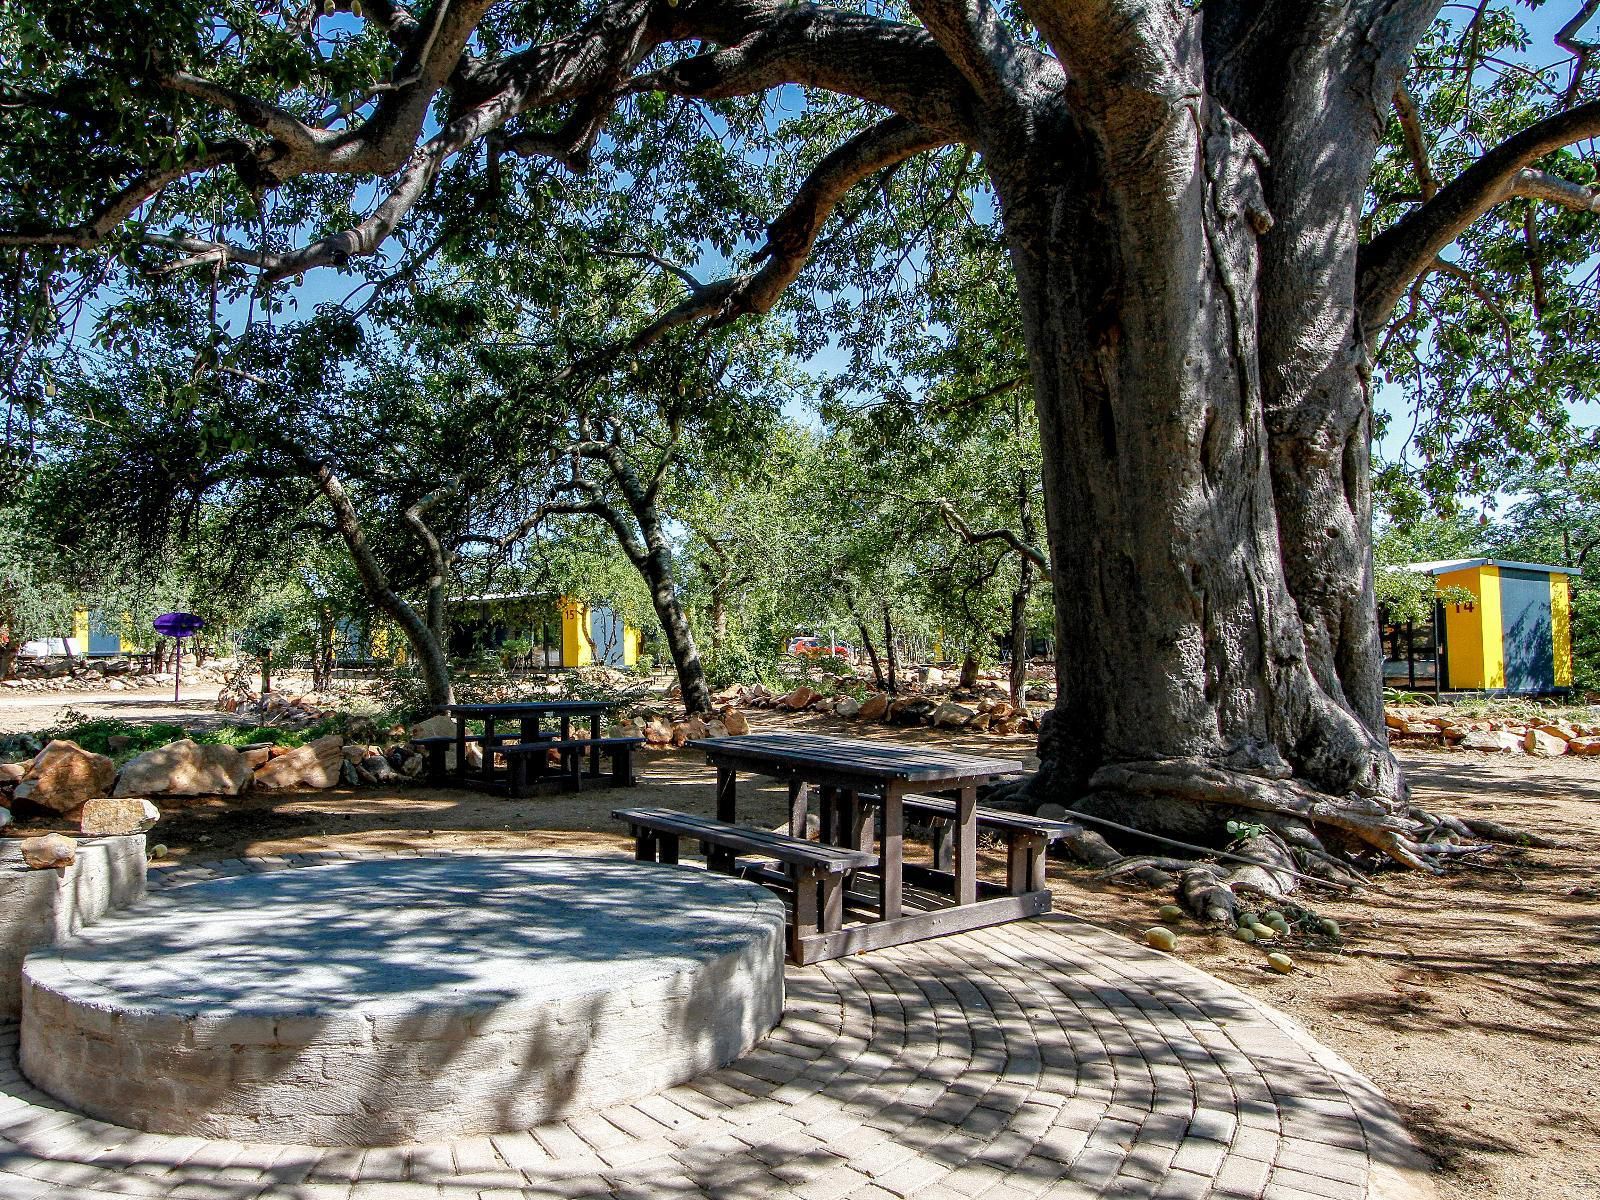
[1202,5,1434,741]
[986,84,1401,846]
[637,535,713,715]
[311,464,454,709]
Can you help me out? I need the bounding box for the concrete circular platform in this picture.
[17,855,786,1145]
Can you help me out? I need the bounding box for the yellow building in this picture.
[1409,558,1576,693]
[450,593,645,668]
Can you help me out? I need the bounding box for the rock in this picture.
[969,713,992,732]
[720,708,751,736]
[253,734,345,790]
[931,701,977,728]
[79,797,160,836]
[642,717,674,746]
[1568,737,1600,756]
[920,667,944,687]
[834,696,862,719]
[22,834,76,870]
[358,754,399,785]
[888,697,939,724]
[781,686,821,710]
[106,734,134,753]
[0,808,10,828]
[340,759,360,786]
[1383,710,1407,730]
[994,719,1021,735]
[672,717,710,748]
[410,714,455,740]
[856,693,890,721]
[1524,728,1569,757]
[1460,730,1525,754]
[0,762,26,785]
[12,741,117,814]
[112,739,252,797]
[240,748,272,770]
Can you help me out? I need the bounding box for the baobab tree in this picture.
[5,1,1597,897]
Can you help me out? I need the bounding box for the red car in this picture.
[786,636,854,662]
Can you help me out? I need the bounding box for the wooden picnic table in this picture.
[443,700,616,790]
[692,732,1035,963]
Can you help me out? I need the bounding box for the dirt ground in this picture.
[7,696,1598,1200]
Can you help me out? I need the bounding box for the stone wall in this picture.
[0,836,146,1018]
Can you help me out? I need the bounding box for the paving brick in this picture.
[0,850,1413,1200]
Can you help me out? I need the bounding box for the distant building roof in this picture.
[1407,557,1580,577]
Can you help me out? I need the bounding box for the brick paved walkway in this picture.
[0,851,1432,1200]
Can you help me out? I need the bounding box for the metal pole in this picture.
[173,637,182,704]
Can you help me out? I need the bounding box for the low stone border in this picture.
[0,848,1433,1199]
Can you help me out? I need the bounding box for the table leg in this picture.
[954,785,978,907]
[716,766,737,824]
[818,786,836,844]
[789,779,810,839]
[519,716,539,741]
[880,781,904,920]
[561,715,572,741]
[453,719,467,785]
[846,791,872,853]
[482,718,498,788]
[931,819,953,873]
[589,714,602,776]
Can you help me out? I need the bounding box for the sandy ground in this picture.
[5,695,1597,1200]
[0,687,248,735]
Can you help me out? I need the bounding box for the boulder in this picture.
[672,717,710,748]
[1524,728,1569,757]
[240,747,272,770]
[856,693,890,722]
[781,686,821,710]
[79,797,160,836]
[920,666,945,687]
[1568,737,1600,756]
[12,741,117,814]
[358,754,399,785]
[410,714,455,740]
[1461,730,1526,754]
[720,708,751,736]
[889,697,939,725]
[0,762,26,785]
[642,717,674,746]
[112,739,252,797]
[969,713,992,732]
[931,701,977,729]
[21,833,76,870]
[834,696,862,719]
[706,720,729,739]
[252,734,345,790]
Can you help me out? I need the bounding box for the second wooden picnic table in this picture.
[692,731,1034,961]
[444,700,615,790]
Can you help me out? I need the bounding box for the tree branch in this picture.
[592,116,951,364]
[1393,84,1437,201]
[903,493,1052,581]
[1358,99,1600,328]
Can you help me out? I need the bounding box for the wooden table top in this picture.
[693,732,1026,784]
[443,700,616,718]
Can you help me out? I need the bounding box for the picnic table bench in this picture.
[615,806,877,961]
[414,701,640,795]
[645,732,1036,964]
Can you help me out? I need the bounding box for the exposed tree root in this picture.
[1008,752,1543,921]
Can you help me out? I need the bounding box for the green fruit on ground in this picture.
[1320,918,1340,937]
[1235,927,1257,943]
[149,843,168,858]
[1158,904,1184,922]
[1251,925,1275,942]
[1266,952,1294,974]
[1264,909,1285,925]
[1144,927,1178,952]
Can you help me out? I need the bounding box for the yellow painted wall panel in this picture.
[560,599,592,668]
[1551,575,1573,687]
[1478,566,1504,689]
[1436,567,1485,688]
